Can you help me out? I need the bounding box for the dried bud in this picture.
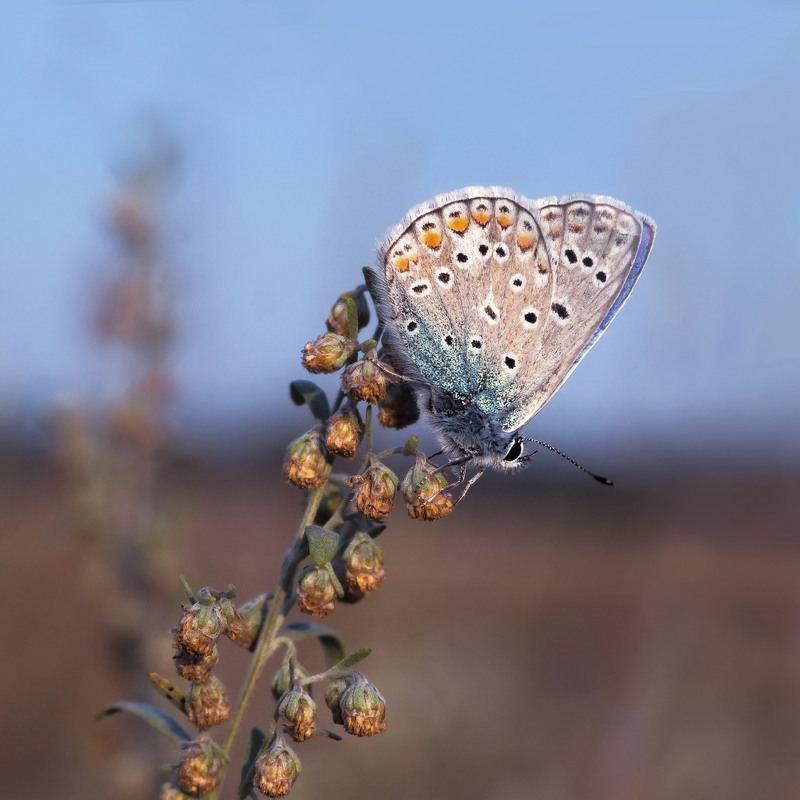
[296,565,337,617]
[339,674,387,737]
[301,333,357,374]
[348,460,397,522]
[173,603,225,656]
[271,662,311,702]
[325,406,364,458]
[341,351,390,404]
[377,380,420,429]
[283,430,327,489]
[177,738,221,797]
[254,740,302,797]
[326,293,370,336]
[278,686,318,742]
[401,456,454,521]
[230,594,268,650]
[186,675,231,729]
[341,531,385,594]
[173,646,218,683]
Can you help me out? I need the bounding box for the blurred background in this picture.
[2,2,799,799]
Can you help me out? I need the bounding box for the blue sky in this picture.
[1,0,799,461]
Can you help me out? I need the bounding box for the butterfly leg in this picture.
[453,468,486,505]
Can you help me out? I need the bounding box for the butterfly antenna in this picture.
[523,438,614,486]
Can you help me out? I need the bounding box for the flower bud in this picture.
[283,430,327,489]
[253,740,301,797]
[377,380,420,429]
[173,646,218,683]
[325,406,364,458]
[301,333,357,373]
[172,602,225,657]
[326,293,370,337]
[296,564,337,617]
[186,675,231,729]
[341,351,390,404]
[341,531,384,594]
[401,456,454,520]
[348,460,397,522]
[177,738,221,797]
[278,686,318,742]
[230,594,268,650]
[339,674,387,737]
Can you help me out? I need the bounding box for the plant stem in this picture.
[211,477,329,798]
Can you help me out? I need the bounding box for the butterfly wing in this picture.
[371,189,555,414]
[504,195,656,431]
[370,188,655,440]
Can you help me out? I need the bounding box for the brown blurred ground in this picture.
[3,452,800,800]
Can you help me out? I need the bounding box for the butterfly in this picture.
[364,186,655,489]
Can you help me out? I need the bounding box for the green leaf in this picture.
[289,380,330,424]
[238,727,267,799]
[330,647,372,672]
[304,525,339,566]
[148,672,187,715]
[316,729,343,741]
[284,620,347,667]
[97,701,192,744]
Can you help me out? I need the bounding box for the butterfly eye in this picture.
[503,437,523,462]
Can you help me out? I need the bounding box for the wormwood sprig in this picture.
[100,287,454,798]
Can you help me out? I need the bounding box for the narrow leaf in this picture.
[289,380,330,424]
[97,701,192,744]
[284,620,346,667]
[330,647,372,671]
[148,672,187,715]
[238,727,267,799]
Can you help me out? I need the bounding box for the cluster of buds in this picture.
[165,588,251,795]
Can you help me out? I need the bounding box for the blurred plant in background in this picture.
[54,133,183,798]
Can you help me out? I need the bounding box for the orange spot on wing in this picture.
[472,207,491,226]
[517,231,534,251]
[422,229,442,249]
[393,256,410,272]
[447,215,469,233]
[568,222,585,233]
[548,222,562,238]
[497,213,512,228]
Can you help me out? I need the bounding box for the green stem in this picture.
[211,476,330,799]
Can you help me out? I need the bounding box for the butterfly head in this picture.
[419,385,533,472]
